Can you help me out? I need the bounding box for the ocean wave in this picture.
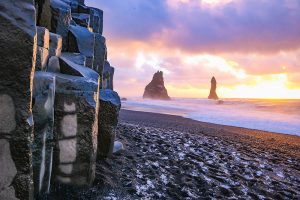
[122,98,300,136]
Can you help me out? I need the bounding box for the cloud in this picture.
[87,0,173,40]
[87,0,300,53]
[85,0,300,98]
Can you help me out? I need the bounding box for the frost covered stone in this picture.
[59,53,99,82]
[68,25,95,68]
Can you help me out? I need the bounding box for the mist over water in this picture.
[122,98,300,136]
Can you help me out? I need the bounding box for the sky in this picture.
[86,0,300,99]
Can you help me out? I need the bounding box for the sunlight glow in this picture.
[220,74,300,99]
[165,73,300,99]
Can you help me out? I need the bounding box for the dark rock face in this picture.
[93,34,106,75]
[1,0,121,198]
[143,71,171,100]
[32,72,56,197]
[36,27,50,71]
[49,32,62,57]
[102,61,114,90]
[53,75,99,186]
[0,1,36,199]
[98,90,121,158]
[59,53,99,81]
[68,25,95,68]
[208,77,219,100]
[50,0,72,49]
[35,0,52,30]
[76,4,103,34]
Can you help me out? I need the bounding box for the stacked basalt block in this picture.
[0,0,121,199]
[53,74,99,186]
[33,0,102,191]
[0,1,36,199]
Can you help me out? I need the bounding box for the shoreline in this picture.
[120,109,300,158]
[122,108,300,137]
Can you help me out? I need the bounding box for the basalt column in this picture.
[97,90,121,158]
[0,1,36,199]
[53,75,99,186]
[32,72,56,198]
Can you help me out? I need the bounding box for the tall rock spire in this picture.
[208,76,219,100]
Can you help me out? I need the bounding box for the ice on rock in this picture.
[50,0,72,46]
[178,152,186,160]
[207,160,213,165]
[256,171,263,176]
[146,180,155,189]
[113,141,124,153]
[276,171,285,178]
[60,52,86,65]
[59,53,99,82]
[152,161,159,167]
[136,170,143,179]
[72,13,90,28]
[68,25,95,68]
[160,174,168,184]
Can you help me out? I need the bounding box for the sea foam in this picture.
[122,98,300,136]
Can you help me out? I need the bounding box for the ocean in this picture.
[121,98,300,136]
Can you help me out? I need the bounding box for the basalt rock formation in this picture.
[0,0,121,199]
[0,1,36,199]
[208,76,219,100]
[98,89,123,158]
[143,71,171,100]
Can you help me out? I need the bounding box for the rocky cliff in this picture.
[0,0,121,199]
[208,76,219,100]
[143,71,171,100]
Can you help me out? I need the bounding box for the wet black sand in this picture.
[47,109,300,199]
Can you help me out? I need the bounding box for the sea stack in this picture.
[143,71,171,100]
[208,76,219,100]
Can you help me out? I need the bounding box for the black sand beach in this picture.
[47,109,300,199]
